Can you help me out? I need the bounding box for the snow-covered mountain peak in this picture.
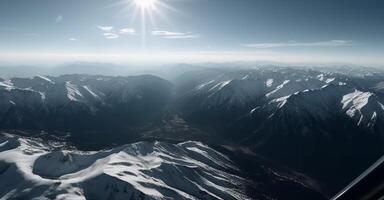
[341,90,384,126]
[0,134,250,200]
[341,90,373,112]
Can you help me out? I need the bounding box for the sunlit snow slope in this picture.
[0,133,250,200]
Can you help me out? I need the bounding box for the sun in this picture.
[134,0,158,10]
[122,0,174,50]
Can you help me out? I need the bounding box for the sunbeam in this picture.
[134,0,158,10]
[116,0,178,50]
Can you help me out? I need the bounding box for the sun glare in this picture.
[134,0,157,10]
[122,0,174,50]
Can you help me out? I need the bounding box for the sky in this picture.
[0,0,384,66]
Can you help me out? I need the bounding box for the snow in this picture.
[65,82,84,101]
[0,80,14,91]
[265,78,274,87]
[266,77,326,99]
[380,102,384,110]
[265,80,290,98]
[341,90,384,126]
[0,75,174,126]
[36,75,54,84]
[209,80,232,92]
[261,85,384,128]
[342,90,372,117]
[186,146,207,155]
[0,134,250,200]
[0,141,9,148]
[317,74,324,81]
[195,80,215,90]
[189,78,269,108]
[39,92,46,101]
[372,111,377,120]
[271,95,291,108]
[83,85,100,99]
[325,78,335,84]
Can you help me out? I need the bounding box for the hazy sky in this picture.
[0,0,383,65]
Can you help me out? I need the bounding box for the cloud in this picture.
[97,26,136,39]
[103,33,119,39]
[97,26,114,32]
[244,40,355,48]
[152,31,185,36]
[164,34,200,39]
[152,31,199,39]
[69,38,79,41]
[55,15,63,23]
[97,26,117,39]
[119,28,136,35]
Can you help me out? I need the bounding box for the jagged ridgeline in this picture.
[0,75,172,131]
[1,66,384,196]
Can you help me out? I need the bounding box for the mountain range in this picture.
[1,65,384,199]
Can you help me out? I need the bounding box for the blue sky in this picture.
[0,0,383,65]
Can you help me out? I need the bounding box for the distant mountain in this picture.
[0,62,209,79]
[174,66,384,132]
[0,74,172,131]
[0,62,137,78]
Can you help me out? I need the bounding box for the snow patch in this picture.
[265,79,274,87]
[0,80,14,91]
[195,80,215,90]
[272,95,291,108]
[317,74,324,81]
[66,82,84,101]
[83,85,100,100]
[36,75,54,84]
[342,90,372,117]
[325,78,335,84]
[209,80,232,92]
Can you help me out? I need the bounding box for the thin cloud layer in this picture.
[152,31,199,39]
[97,26,114,32]
[103,33,119,39]
[97,26,135,39]
[244,40,355,48]
[119,28,136,35]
